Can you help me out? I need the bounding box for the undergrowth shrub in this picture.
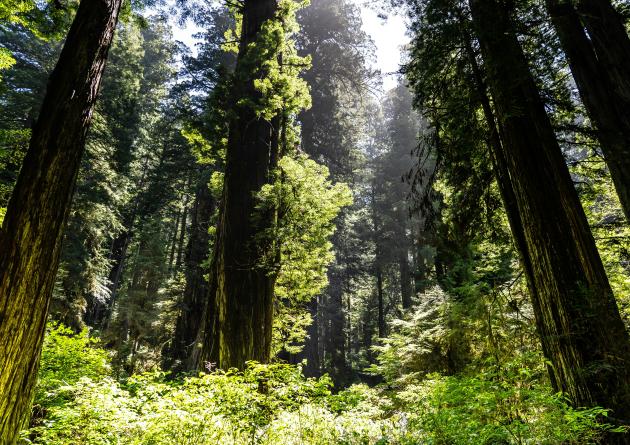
[20,324,613,444]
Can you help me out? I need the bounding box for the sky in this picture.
[171,1,410,92]
[357,4,409,91]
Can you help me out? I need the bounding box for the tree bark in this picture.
[470,0,630,434]
[302,297,321,376]
[196,0,280,370]
[576,0,630,110]
[167,209,181,273]
[326,266,349,384]
[163,168,214,372]
[376,268,385,338]
[546,0,630,220]
[175,200,188,270]
[462,28,537,305]
[0,0,122,441]
[399,251,413,309]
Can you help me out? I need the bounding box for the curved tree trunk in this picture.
[470,0,630,436]
[0,0,122,441]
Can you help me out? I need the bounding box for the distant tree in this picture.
[295,0,376,381]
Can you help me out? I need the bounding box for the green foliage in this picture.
[369,286,453,382]
[257,154,352,354]
[25,355,402,445]
[0,128,30,206]
[33,324,111,409]
[396,364,612,444]
[24,328,609,444]
[0,0,34,26]
[233,0,311,120]
[0,47,16,76]
[570,154,630,323]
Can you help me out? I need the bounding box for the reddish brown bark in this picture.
[0,0,122,441]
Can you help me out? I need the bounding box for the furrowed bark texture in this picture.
[470,0,630,433]
[0,0,122,442]
[546,0,630,220]
[163,168,214,372]
[463,29,537,307]
[197,0,280,370]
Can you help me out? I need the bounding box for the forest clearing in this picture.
[1,0,630,443]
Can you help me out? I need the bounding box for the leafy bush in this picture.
[34,324,111,407]
[393,355,613,445]
[24,360,397,445]
[22,325,612,444]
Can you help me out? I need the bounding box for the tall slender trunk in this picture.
[462,28,536,300]
[163,168,214,372]
[576,0,630,109]
[370,184,386,337]
[546,0,630,220]
[295,296,320,377]
[398,210,413,309]
[376,268,385,338]
[196,0,280,370]
[167,209,181,273]
[0,0,122,441]
[327,267,348,383]
[470,0,630,434]
[175,201,188,270]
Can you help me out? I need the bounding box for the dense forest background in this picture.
[0,0,629,443]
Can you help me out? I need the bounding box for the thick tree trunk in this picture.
[546,0,630,220]
[470,0,630,434]
[163,168,214,372]
[462,29,537,302]
[0,0,122,441]
[196,0,280,370]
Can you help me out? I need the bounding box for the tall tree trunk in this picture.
[175,200,188,270]
[462,27,537,306]
[576,0,630,109]
[295,296,320,377]
[398,210,413,309]
[546,0,630,220]
[470,0,630,434]
[0,0,122,441]
[163,168,214,372]
[399,252,412,309]
[376,268,385,338]
[326,267,349,384]
[167,209,181,273]
[196,0,280,370]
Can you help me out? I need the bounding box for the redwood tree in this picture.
[0,0,123,441]
[196,0,282,370]
[546,0,630,220]
[470,0,630,435]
